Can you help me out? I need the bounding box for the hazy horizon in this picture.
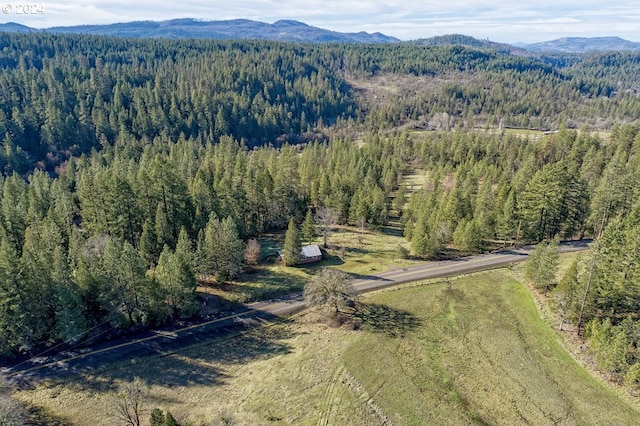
[1,1,639,44]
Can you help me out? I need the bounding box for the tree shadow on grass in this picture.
[230,257,344,303]
[318,252,346,267]
[25,404,70,426]
[380,224,404,238]
[231,269,308,302]
[17,311,296,398]
[351,303,422,338]
[340,246,370,256]
[442,286,466,301]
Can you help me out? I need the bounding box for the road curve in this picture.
[2,239,590,382]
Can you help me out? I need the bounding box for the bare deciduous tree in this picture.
[244,238,261,266]
[108,377,147,426]
[314,206,338,248]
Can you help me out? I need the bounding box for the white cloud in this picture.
[2,0,640,42]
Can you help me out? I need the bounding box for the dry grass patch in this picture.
[15,314,378,426]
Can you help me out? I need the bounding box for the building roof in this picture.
[301,244,322,258]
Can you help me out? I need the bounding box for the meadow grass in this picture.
[205,222,416,304]
[17,267,640,425]
[344,270,640,426]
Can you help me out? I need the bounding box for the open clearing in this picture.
[16,267,640,425]
[204,223,416,304]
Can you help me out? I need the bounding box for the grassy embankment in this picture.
[18,256,640,425]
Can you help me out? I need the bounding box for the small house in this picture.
[300,244,322,264]
[279,244,323,264]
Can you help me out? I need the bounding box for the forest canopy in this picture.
[1,32,640,174]
[0,32,639,358]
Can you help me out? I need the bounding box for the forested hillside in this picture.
[2,32,640,174]
[0,32,639,362]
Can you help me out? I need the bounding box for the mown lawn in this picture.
[16,269,640,425]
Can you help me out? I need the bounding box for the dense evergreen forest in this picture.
[2,32,640,174]
[0,31,639,382]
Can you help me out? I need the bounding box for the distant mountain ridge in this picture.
[1,20,639,52]
[0,18,400,43]
[524,36,640,53]
[0,22,32,33]
[412,34,535,56]
[411,34,640,54]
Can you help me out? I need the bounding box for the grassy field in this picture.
[344,271,640,425]
[203,222,417,304]
[16,266,640,425]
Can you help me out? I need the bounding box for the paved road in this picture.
[2,239,590,382]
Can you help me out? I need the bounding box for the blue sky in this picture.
[3,0,640,43]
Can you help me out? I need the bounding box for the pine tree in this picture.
[26,169,52,225]
[155,229,198,317]
[202,215,243,281]
[52,246,87,342]
[155,203,173,249]
[589,155,635,237]
[283,218,302,266]
[139,218,160,267]
[0,238,24,355]
[150,408,165,426]
[101,240,152,326]
[20,221,61,347]
[349,187,369,226]
[518,163,565,241]
[164,411,181,426]
[1,173,28,254]
[524,239,560,294]
[301,209,317,244]
[453,218,484,252]
[392,183,407,216]
[553,258,582,330]
[623,362,640,391]
[48,179,75,246]
[497,190,519,244]
[411,215,441,258]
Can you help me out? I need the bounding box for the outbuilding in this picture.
[300,244,322,264]
[279,244,322,264]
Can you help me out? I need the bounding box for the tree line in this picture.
[401,124,638,257]
[550,206,640,390]
[500,124,640,391]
